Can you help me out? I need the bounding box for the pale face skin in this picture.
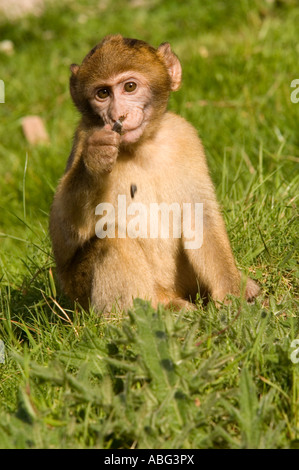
[88,71,153,144]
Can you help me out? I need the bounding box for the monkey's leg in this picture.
[65,238,196,314]
[184,215,259,303]
[164,298,197,312]
[90,239,157,315]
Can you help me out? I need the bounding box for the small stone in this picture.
[130,184,137,199]
[198,46,209,58]
[0,40,15,56]
[21,116,49,145]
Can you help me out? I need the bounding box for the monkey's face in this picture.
[87,70,153,144]
[70,35,182,144]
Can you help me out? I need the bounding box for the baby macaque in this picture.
[49,34,259,314]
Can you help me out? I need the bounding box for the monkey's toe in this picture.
[245,278,260,302]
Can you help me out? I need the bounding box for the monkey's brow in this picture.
[92,71,147,89]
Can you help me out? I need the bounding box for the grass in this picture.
[0,0,298,449]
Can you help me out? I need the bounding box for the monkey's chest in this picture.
[105,156,192,207]
[96,167,160,238]
[94,159,198,248]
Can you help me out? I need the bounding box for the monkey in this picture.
[49,34,260,314]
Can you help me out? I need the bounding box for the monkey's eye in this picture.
[124,82,137,93]
[96,88,110,100]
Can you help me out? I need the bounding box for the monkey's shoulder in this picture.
[153,112,206,164]
[162,111,199,135]
[157,112,204,150]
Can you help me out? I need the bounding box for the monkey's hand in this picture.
[84,125,121,174]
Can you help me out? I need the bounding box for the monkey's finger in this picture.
[88,129,121,147]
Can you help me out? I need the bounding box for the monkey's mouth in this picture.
[122,125,138,134]
[120,123,146,143]
[122,117,147,134]
[111,120,142,136]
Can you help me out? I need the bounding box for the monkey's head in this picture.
[69,34,182,144]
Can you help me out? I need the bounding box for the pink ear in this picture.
[70,64,80,75]
[157,43,182,91]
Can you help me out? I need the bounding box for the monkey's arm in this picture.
[49,160,96,271]
[161,113,260,303]
[50,125,120,270]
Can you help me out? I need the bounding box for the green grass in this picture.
[0,0,298,449]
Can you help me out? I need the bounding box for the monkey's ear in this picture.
[70,64,80,75]
[69,64,82,111]
[157,43,182,91]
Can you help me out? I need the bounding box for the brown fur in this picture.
[49,34,260,314]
